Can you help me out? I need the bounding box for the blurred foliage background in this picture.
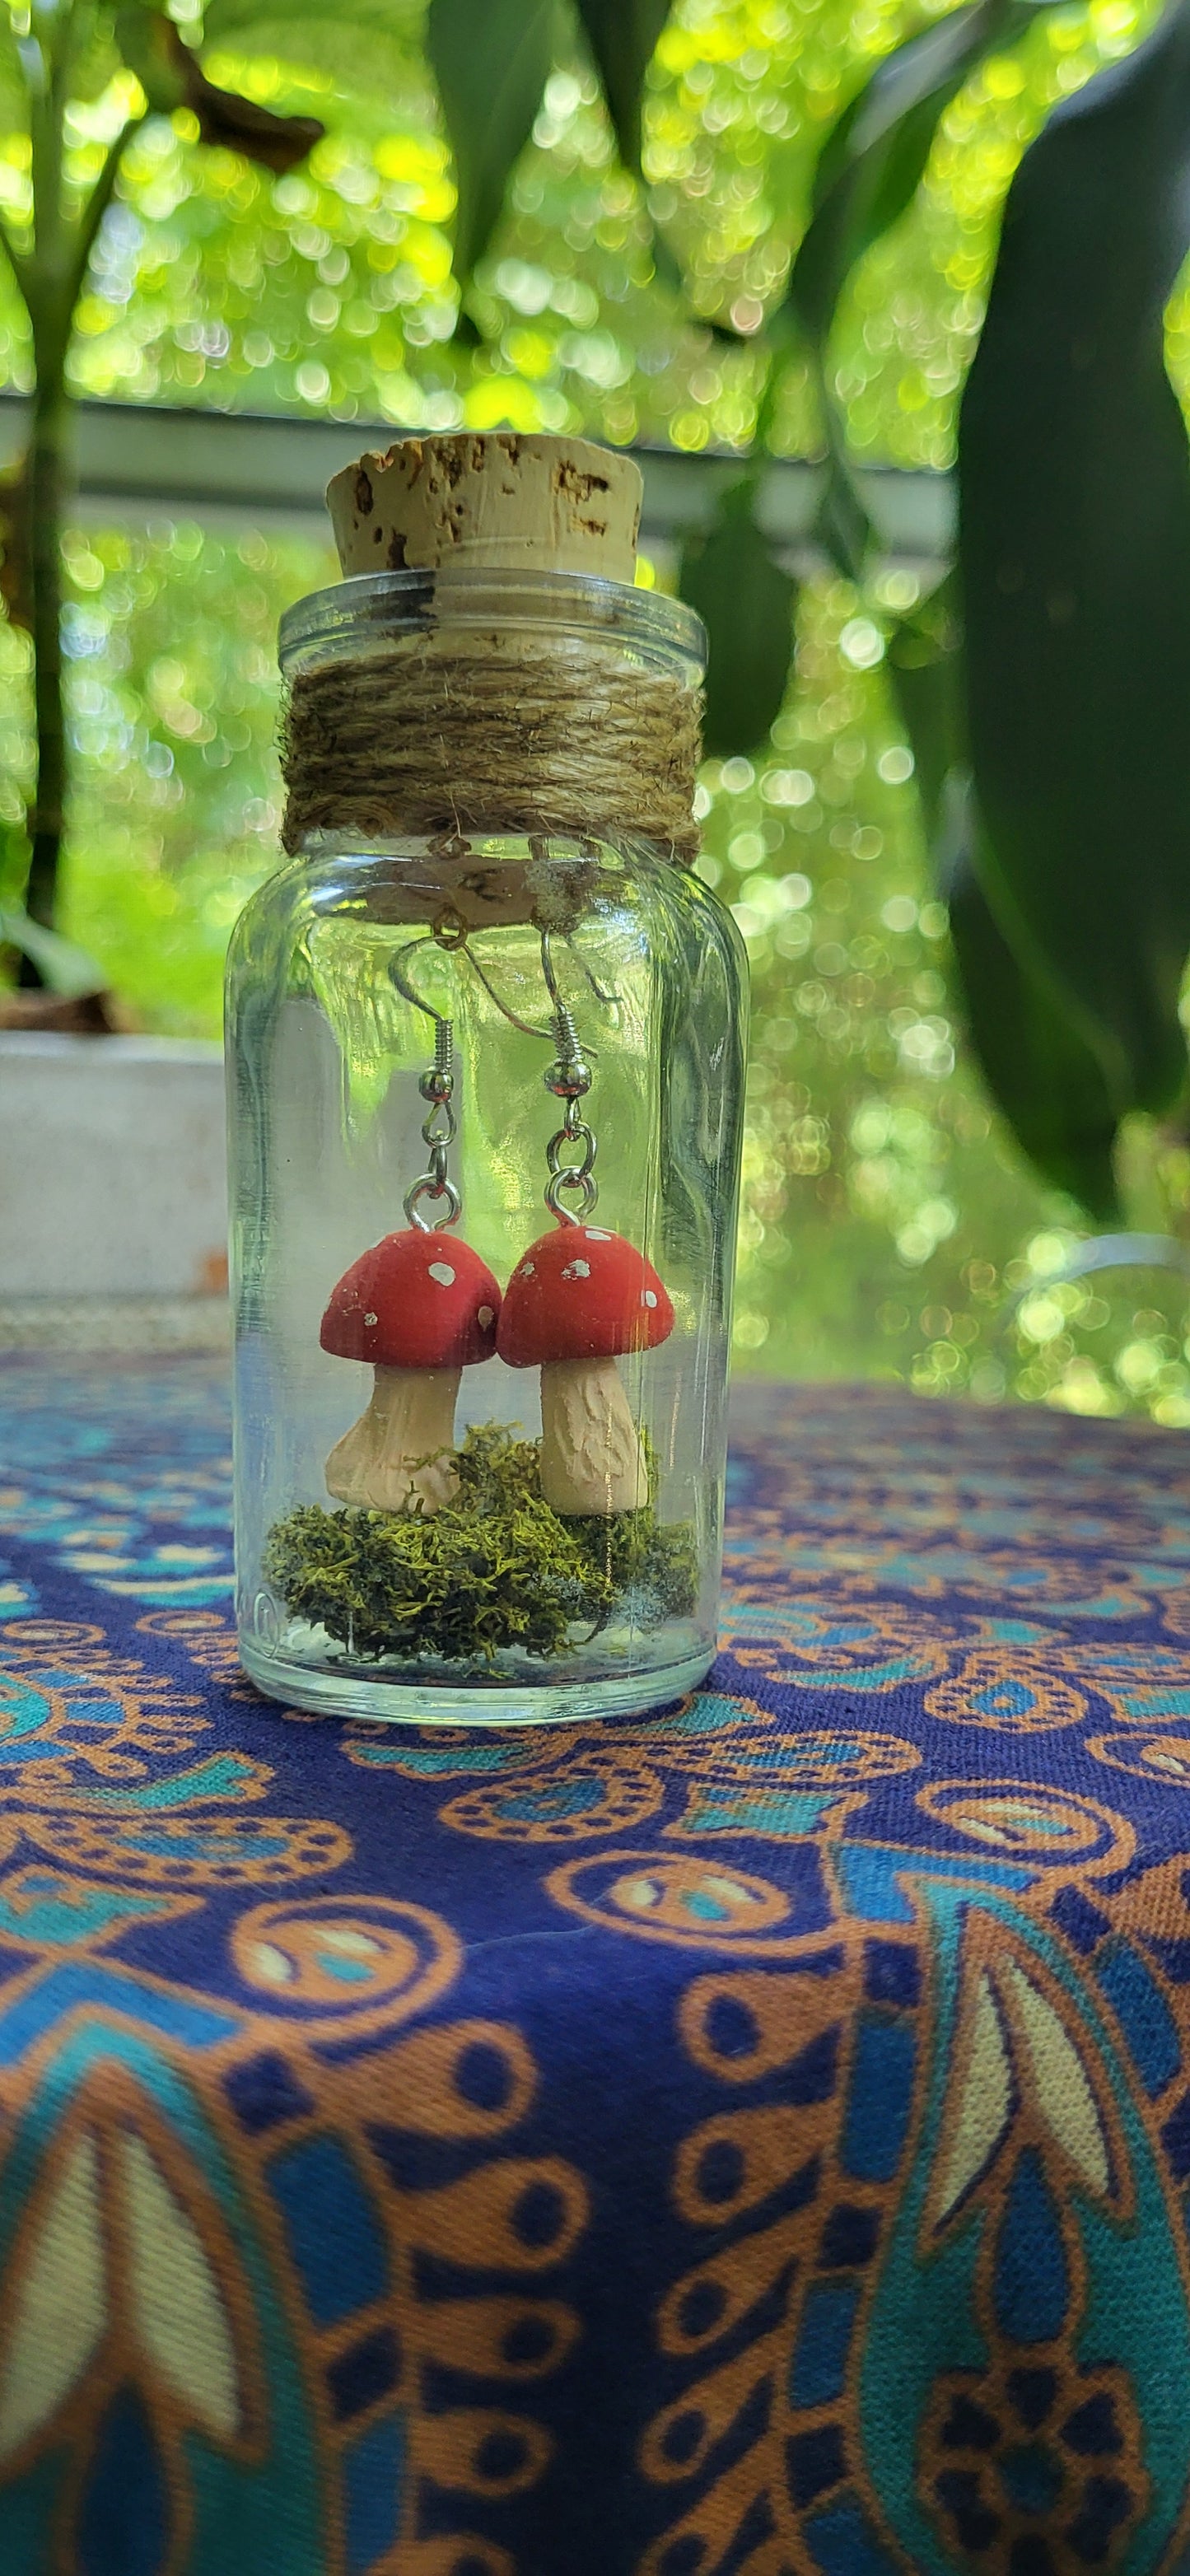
[4,0,1190,1412]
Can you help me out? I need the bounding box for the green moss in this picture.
[264,1421,698,1666]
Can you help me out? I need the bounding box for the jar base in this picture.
[239,1635,716,1727]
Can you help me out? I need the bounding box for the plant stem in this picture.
[66,119,139,313]
[20,344,68,946]
[21,109,140,955]
[750,339,786,464]
[14,4,140,960]
[0,208,30,305]
[20,9,69,955]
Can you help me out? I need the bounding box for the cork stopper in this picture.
[327,432,642,586]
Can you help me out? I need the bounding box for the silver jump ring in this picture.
[546,1122,596,1185]
[421,1098,456,1151]
[544,1168,600,1224]
[404,1174,462,1230]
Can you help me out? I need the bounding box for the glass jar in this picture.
[226,567,747,1724]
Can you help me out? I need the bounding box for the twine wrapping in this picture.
[280,637,702,861]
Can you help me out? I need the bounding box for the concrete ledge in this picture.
[0,1295,231,1353]
[0,1033,226,1299]
[0,392,954,566]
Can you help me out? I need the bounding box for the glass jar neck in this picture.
[279,565,704,690]
[278,567,706,864]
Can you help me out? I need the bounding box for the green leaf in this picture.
[885,565,964,843]
[959,0,1190,1119]
[0,906,104,998]
[114,7,185,113]
[200,0,422,39]
[115,8,324,167]
[573,0,670,174]
[679,481,796,760]
[812,436,874,586]
[884,576,1120,1217]
[784,0,1051,584]
[0,7,27,119]
[196,0,422,97]
[649,222,684,296]
[427,0,555,285]
[786,0,1037,353]
[941,790,1122,1220]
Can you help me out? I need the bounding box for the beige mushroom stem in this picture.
[538,1356,649,1517]
[324,1365,462,1514]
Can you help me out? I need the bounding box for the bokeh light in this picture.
[0,0,1166,450]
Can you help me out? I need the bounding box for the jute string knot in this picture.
[280,637,702,861]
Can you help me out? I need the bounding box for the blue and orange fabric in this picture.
[3,1356,1190,2574]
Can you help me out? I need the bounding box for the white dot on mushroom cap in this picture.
[562,1260,591,1281]
[427,1262,455,1287]
[363,1311,379,1327]
[585,1229,611,1239]
[520,1262,536,1278]
[478,1305,493,1328]
[642,1290,657,1308]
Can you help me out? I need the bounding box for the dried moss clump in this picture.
[264,1423,698,1665]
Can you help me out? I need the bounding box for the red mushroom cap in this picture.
[497,1225,674,1369]
[320,1230,501,1370]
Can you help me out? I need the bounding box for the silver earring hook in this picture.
[392,925,616,1042]
[389,935,451,1030]
[387,925,617,1228]
[544,929,619,1013]
[392,926,555,1044]
[389,939,460,1230]
[539,929,601,1225]
[462,945,555,1040]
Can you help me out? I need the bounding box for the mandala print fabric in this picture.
[5,1360,1190,2576]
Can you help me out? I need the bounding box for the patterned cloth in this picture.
[2,1357,1190,2576]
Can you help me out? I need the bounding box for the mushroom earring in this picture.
[498,1225,673,1514]
[320,975,501,1515]
[496,938,674,1515]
